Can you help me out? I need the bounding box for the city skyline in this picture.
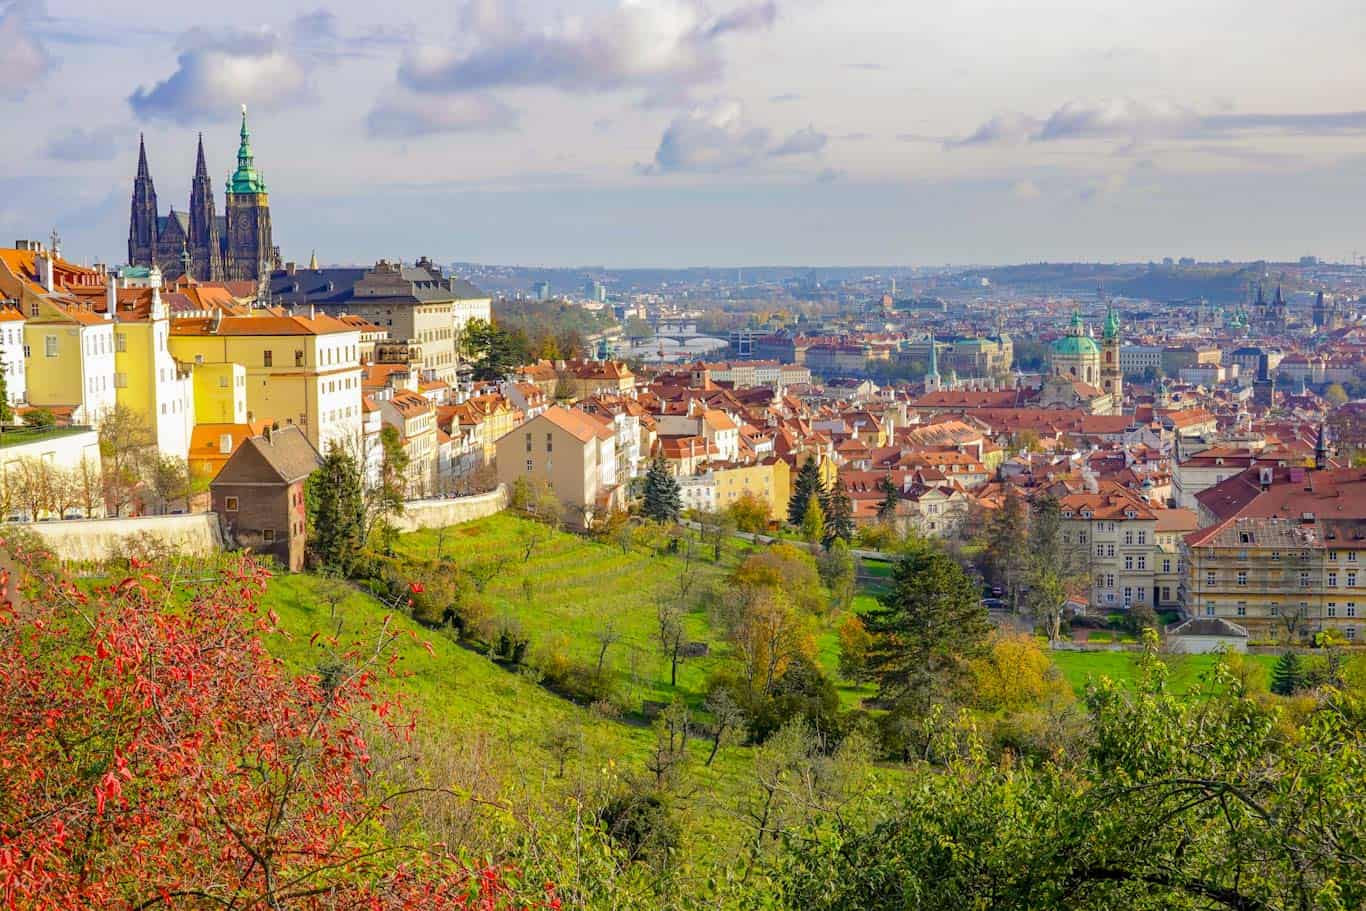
[8,0,1366,267]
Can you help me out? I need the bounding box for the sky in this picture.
[7,0,1366,269]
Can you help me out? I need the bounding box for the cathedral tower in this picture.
[128,134,159,268]
[1101,304,1122,403]
[223,106,278,282]
[188,133,224,281]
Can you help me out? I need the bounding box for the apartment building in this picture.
[496,405,622,526]
[1060,483,1167,611]
[378,390,438,497]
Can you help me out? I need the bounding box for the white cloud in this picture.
[0,1,52,98]
[647,99,827,174]
[397,0,776,98]
[367,92,518,137]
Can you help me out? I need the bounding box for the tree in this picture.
[368,425,410,542]
[461,317,523,381]
[1023,495,1085,643]
[641,455,681,523]
[11,457,55,521]
[824,477,855,546]
[541,718,583,779]
[697,509,736,561]
[657,597,688,687]
[24,407,56,429]
[306,444,367,576]
[1325,382,1349,406]
[816,538,856,609]
[981,485,1028,611]
[726,491,770,533]
[0,544,553,909]
[149,454,192,514]
[715,582,817,697]
[836,613,872,681]
[703,688,747,766]
[788,457,826,526]
[73,456,103,518]
[968,630,1072,712]
[592,618,622,673]
[800,494,825,544]
[862,543,991,713]
[875,473,900,522]
[1271,650,1308,696]
[99,405,155,516]
[0,348,11,426]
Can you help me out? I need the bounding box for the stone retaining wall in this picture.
[17,513,224,563]
[390,486,508,532]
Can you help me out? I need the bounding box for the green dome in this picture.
[1052,334,1101,357]
[226,105,268,195]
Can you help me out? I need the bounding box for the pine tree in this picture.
[800,493,825,544]
[824,476,855,546]
[862,543,991,712]
[876,474,900,521]
[788,457,826,526]
[1271,651,1308,696]
[642,455,682,523]
[306,443,366,576]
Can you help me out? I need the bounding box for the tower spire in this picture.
[195,132,209,178]
[136,133,150,178]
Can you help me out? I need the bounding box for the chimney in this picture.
[36,251,54,292]
[105,269,117,317]
[285,262,296,276]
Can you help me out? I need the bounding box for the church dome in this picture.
[1052,334,1100,357]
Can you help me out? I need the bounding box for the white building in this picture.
[0,308,25,408]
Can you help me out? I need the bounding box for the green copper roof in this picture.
[226,105,267,195]
[1103,305,1120,340]
[1052,334,1100,356]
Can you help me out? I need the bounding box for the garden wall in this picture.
[390,486,508,532]
[18,514,224,563]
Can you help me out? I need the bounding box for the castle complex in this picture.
[128,106,280,283]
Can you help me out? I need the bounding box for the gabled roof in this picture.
[211,426,321,487]
[539,405,615,443]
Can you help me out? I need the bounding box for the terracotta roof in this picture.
[171,313,358,336]
[540,405,614,443]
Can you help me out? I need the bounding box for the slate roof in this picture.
[211,426,321,487]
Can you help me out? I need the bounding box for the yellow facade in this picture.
[713,460,792,522]
[193,363,248,424]
[168,325,362,455]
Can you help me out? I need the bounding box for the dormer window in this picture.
[1125,509,1137,519]
[1080,509,1092,519]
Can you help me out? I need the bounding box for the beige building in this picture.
[378,390,438,497]
[495,406,621,526]
[1059,483,1190,612]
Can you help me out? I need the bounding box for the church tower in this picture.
[1101,304,1122,404]
[128,134,159,268]
[924,331,942,393]
[223,106,278,282]
[188,133,224,281]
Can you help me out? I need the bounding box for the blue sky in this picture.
[8,0,1366,268]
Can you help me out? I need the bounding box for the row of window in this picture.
[1211,570,1360,588]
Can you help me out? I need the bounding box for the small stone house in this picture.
[211,425,322,571]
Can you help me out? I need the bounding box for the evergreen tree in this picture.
[641,455,682,523]
[876,473,900,522]
[306,444,366,576]
[862,543,991,712]
[824,476,855,546]
[1271,650,1308,696]
[788,457,825,526]
[982,485,1027,610]
[800,493,825,544]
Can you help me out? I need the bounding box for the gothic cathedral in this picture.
[127,106,281,282]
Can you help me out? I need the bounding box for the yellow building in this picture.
[715,459,791,521]
[193,362,248,424]
[170,313,362,456]
[111,269,196,457]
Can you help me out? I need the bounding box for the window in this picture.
[1125,555,1134,570]
[1352,552,1359,563]
[1270,604,1280,617]
[1236,602,1247,617]
[1206,571,1216,586]
[525,459,533,472]
[1107,544,1115,558]
[263,350,273,367]
[1106,574,1115,589]
[1328,603,1338,618]
[263,529,275,543]
[1237,570,1247,586]
[1124,531,1134,545]
[1162,559,1172,574]
[115,334,126,352]
[1301,572,1311,588]
[1137,587,1146,602]
[1205,602,1215,617]
[1079,531,1088,544]
[1273,551,1282,561]
[546,432,553,453]
[1330,572,1339,587]
[1096,544,1105,558]
[1137,531,1147,545]
[225,497,239,511]
[1350,603,1358,618]
[44,335,57,357]
[1161,586,1171,602]
[1123,586,1132,605]
[1329,550,1338,561]
[1351,572,1359,588]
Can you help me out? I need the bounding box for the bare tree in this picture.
[98,405,155,516]
[74,457,103,518]
[593,618,622,673]
[541,718,584,779]
[656,597,688,687]
[12,458,55,521]
[150,455,193,514]
[645,700,691,790]
[704,688,746,766]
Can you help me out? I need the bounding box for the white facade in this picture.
[0,315,25,407]
[679,472,717,513]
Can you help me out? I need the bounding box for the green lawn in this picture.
[1050,649,1278,695]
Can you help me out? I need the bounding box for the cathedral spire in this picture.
[137,133,151,179]
[228,104,267,195]
[195,132,209,179]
